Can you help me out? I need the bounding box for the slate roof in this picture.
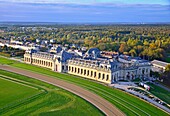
[86,48,100,55]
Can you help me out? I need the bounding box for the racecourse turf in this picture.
[0,56,169,116]
[0,70,103,116]
[0,77,39,108]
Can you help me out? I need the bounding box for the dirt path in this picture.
[0,65,124,116]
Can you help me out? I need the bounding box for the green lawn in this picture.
[0,56,169,116]
[0,70,103,116]
[0,77,39,108]
[165,57,170,63]
[147,83,170,104]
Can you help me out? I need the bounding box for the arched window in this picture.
[81,69,83,74]
[84,69,86,75]
[78,68,80,73]
[98,73,101,79]
[75,67,77,73]
[94,72,96,78]
[106,75,109,81]
[69,66,71,71]
[91,71,93,77]
[72,67,74,72]
[87,70,89,76]
[102,74,105,80]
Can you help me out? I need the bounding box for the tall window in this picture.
[102,74,105,80]
[91,71,93,77]
[106,75,109,81]
[98,73,101,79]
[78,68,80,73]
[87,70,89,76]
[94,72,96,78]
[81,69,83,74]
[84,69,86,75]
[75,67,77,73]
[72,67,74,72]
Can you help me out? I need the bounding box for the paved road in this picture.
[0,65,124,116]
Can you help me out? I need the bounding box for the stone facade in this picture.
[24,49,72,72]
[68,58,112,84]
[67,57,151,84]
[24,48,151,84]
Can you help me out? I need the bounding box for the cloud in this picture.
[0,1,169,22]
[0,0,93,4]
[0,0,169,5]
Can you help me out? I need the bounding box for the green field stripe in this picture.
[0,69,104,115]
[0,75,39,90]
[0,91,47,114]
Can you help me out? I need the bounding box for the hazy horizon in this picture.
[0,0,170,23]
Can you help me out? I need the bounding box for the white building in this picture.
[24,48,151,84]
[151,60,170,73]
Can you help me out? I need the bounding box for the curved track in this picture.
[0,65,124,116]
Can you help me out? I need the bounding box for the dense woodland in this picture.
[0,24,170,61]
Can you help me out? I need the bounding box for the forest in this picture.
[0,24,170,62]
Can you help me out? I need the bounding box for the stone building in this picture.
[24,47,151,84]
[68,58,113,84]
[151,60,170,73]
[24,48,72,72]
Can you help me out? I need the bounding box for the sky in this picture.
[0,0,169,23]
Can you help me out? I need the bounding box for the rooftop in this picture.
[151,60,170,67]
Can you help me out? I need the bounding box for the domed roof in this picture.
[86,48,100,59]
[87,48,100,55]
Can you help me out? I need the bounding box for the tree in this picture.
[97,43,106,51]
[129,49,137,57]
[119,43,128,53]
[165,65,170,72]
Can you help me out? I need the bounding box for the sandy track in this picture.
[0,65,124,116]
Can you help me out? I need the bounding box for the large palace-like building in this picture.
[24,47,151,84]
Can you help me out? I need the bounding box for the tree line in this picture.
[0,24,170,61]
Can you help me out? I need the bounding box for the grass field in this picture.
[0,70,103,116]
[0,56,169,116]
[0,77,39,108]
[147,83,170,104]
